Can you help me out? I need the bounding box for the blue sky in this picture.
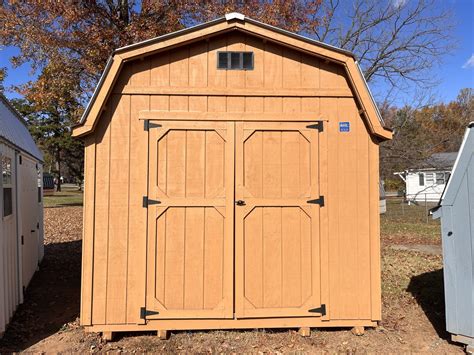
[0,0,473,106]
[420,0,474,104]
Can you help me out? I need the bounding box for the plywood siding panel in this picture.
[169,96,188,111]
[106,94,130,324]
[320,61,346,89]
[208,35,227,88]
[322,97,340,319]
[226,32,245,88]
[282,48,301,89]
[208,96,226,112]
[189,96,207,112]
[150,95,169,111]
[245,35,264,88]
[151,52,170,87]
[301,54,320,88]
[355,106,372,320]
[130,59,151,86]
[92,110,112,325]
[264,42,283,89]
[169,47,189,87]
[264,97,282,113]
[369,137,382,320]
[282,97,300,113]
[126,95,149,323]
[227,96,245,112]
[189,41,208,87]
[245,97,264,112]
[81,136,96,326]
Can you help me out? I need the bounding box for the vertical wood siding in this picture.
[83,31,381,325]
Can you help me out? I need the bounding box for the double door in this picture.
[145,120,324,319]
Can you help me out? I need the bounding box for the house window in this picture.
[419,173,424,186]
[436,172,446,185]
[2,156,13,217]
[425,172,434,185]
[217,52,254,70]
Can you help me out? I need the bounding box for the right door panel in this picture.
[235,121,324,318]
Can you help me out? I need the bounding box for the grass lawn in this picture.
[381,197,441,244]
[43,184,83,208]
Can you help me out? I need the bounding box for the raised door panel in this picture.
[146,121,234,319]
[235,122,324,318]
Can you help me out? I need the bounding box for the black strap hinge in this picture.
[143,196,161,208]
[21,235,24,245]
[309,304,326,316]
[144,120,162,131]
[307,196,325,206]
[140,307,159,319]
[307,121,324,132]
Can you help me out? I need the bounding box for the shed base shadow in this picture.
[0,240,81,352]
[407,268,450,341]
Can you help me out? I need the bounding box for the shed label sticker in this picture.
[339,122,350,132]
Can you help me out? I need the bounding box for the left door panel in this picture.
[146,121,234,319]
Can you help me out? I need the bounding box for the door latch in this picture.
[235,200,246,206]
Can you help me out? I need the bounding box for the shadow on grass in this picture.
[407,268,450,341]
[0,240,81,352]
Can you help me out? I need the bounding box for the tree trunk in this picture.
[56,149,62,192]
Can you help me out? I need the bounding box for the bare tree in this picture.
[306,0,455,95]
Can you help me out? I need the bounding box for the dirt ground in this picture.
[0,199,465,353]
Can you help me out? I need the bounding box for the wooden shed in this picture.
[432,123,474,351]
[0,93,44,337]
[72,13,392,338]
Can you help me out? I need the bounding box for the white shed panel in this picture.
[0,94,43,338]
[432,122,474,351]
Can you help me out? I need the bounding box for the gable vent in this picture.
[217,51,254,70]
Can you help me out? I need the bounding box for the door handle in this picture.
[235,200,246,206]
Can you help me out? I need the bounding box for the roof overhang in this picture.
[72,13,392,141]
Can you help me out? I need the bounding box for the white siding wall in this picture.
[0,142,20,336]
[0,141,43,337]
[406,171,449,202]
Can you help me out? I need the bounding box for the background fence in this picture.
[384,195,439,224]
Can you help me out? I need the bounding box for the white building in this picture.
[0,93,44,337]
[395,152,457,203]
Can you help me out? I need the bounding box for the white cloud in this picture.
[393,0,408,8]
[463,54,474,69]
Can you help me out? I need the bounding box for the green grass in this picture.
[43,185,83,208]
[381,197,441,242]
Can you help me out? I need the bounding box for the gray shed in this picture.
[0,93,44,337]
[432,122,474,351]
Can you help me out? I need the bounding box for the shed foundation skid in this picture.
[73,13,391,336]
[87,319,377,333]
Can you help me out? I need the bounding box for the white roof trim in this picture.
[438,122,474,205]
[225,12,245,21]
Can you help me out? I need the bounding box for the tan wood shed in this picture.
[72,13,392,339]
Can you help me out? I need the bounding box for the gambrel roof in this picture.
[0,93,43,161]
[72,13,392,140]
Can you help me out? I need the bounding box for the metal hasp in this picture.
[144,120,162,131]
[307,196,325,207]
[142,196,161,208]
[307,121,324,132]
[308,304,326,316]
[140,307,159,319]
